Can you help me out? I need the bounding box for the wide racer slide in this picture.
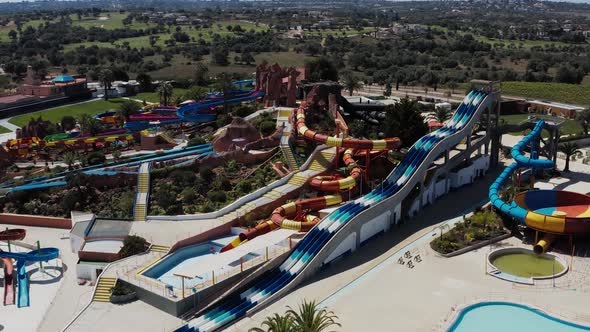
[175,90,492,332]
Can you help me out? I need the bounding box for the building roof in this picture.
[52,75,75,83]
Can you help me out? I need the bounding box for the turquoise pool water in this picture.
[448,302,590,332]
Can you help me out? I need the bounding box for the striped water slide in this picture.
[175,91,490,332]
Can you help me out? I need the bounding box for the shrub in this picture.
[259,120,276,136]
[111,282,133,296]
[187,137,207,147]
[236,180,252,194]
[86,151,106,166]
[207,190,227,202]
[119,235,149,258]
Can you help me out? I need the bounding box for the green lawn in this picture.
[500,113,583,137]
[69,12,152,31]
[501,81,590,107]
[148,52,312,80]
[134,88,189,103]
[8,98,126,127]
[0,125,11,134]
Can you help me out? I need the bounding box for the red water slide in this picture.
[295,107,401,150]
[221,194,343,252]
[309,149,362,192]
[0,229,26,306]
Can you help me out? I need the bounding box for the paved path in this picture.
[225,165,506,331]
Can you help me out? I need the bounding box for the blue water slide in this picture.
[175,90,490,332]
[176,90,265,122]
[488,120,555,222]
[0,247,59,307]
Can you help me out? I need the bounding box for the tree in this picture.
[249,314,296,332]
[240,52,255,65]
[286,300,341,332]
[447,80,458,94]
[60,115,76,131]
[305,57,338,82]
[576,109,590,135]
[118,100,141,121]
[384,98,428,147]
[62,151,79,171]
[112,149,122,162]
[136,72,153,92]
[119,235,148,258]
[77,113,101,136]
[427,107,453,124]
[384,81,392,97]
[194,63,209,86]
[98,69,114,100]
[8,30,17,41]
[341,71,362,96]
[156,81,174,106]
[183,86,208,102]
[212,49,229,66]
[215,73,235,112]
[558,142,582,172]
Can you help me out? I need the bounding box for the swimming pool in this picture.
[447,302,590,332]
[142,240,258,289]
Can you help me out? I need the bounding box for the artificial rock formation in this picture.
[211,117,261,152]
[256,63,300,107]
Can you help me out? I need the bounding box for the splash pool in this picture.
[142,240,258,289]
[447,302,590,332]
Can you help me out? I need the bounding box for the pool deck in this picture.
[224,168,590,332]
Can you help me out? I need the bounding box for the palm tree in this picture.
[156,81,174,106]
[215,73,235,112]
[437,223,450,240]
[98,68,114,100]
[576,109,590,135]
[427,107,453,124]
[286,300,341,332]
[63,151,78,171]
[77,113,101,136]
[559,142,582,172]
[249,313,297,332]
[341,71,362,96]
[117,100,140,122]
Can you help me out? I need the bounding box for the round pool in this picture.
[488,248,567,282]
[447,302,590,332]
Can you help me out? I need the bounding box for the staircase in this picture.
[276,108,299,171]
[159,132,176,145]
[150,244,170,254]
[93,277,116,302]
[308,149,336,171]
[134,162,151,222]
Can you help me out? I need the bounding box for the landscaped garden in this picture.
[148,157,282,215]
[431,210,509,255]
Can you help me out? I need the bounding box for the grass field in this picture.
[0,125,10,134]
[429,25,568,49]
[64,19,268,51]
[9,98,126,127]
[500,113,583,136]
[148,52,312,80]
[134,88,189,103]
[502,81,590,107]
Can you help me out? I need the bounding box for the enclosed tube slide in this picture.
[221,194,343,252]
[176,90,265,122]
[295,107,401,150]
[174,91,489,332]
[0,229,26,307]
[0,247,59,307]
[309,149,361,192]
[488,120,574,253]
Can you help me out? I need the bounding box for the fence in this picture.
[126,241,292,300]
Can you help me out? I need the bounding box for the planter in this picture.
[438,232,512,258]
[110,291,137,304]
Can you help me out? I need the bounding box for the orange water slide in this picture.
[295,107,401,150]
[221,194,342,252]
[309,149,361,192]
